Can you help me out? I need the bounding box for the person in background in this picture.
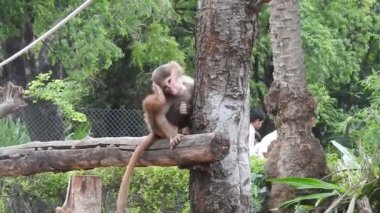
[253,130,278,158]
[248,110,266,156]
[253,111,318,158]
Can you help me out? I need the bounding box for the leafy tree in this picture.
[252,0,379,144]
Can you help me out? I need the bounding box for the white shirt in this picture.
[251,130,277,158]
[248,125,257,156]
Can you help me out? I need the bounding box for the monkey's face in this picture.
[162,76,183,96]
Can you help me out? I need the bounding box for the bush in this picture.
[0,118,30,147]
[250,156,267,212]
[0,166,189,213]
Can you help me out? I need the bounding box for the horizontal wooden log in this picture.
[0,133,229,177]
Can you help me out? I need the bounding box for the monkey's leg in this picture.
[155,115,182,149]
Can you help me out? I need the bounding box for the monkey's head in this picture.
[152,61,185,96]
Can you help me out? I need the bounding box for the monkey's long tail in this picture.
[116,133,156,213]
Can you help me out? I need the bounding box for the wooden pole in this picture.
[56,175,102,213]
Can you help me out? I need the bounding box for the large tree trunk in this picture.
[189,0,258,212]
[263,0,327,211]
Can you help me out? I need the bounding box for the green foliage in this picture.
[269,177,343,191]
[251,5,271,107]
[355,72,380,147]
[300,0,379,142]
[65,121,92,140]
[249,156,267,213]
[301,0,376,85]
[0,0,197,110]
[0,0,28,45]
[0,0,378,211]
[0,172,73,212]
[0,119,30,146]
[0,167,189,212]
[169,0,197,72]
[25,72,87,122]
[0,0,189,110]
[308,83,346,143]
[0,158,265,212]
[251,0,379,144]
[79,166,190,212]
[129,167,189,212]
[131,22,185,69]
[271,140,380,211]
[335,72,380,150]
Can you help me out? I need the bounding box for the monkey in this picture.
[116,61,194,213]
[153,61,194,138]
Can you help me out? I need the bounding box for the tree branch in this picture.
[0,82,27,118]
[0,133,229,177]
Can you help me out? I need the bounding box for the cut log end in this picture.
[211,133,230,161]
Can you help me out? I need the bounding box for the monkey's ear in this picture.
[168,61,184,74]
[152,83,157,91]
[168,61,180,66]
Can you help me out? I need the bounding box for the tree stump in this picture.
[56,175,102,213]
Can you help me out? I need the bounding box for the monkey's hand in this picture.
[169,134,182,149]
[179,127,190,135]
[152,83,164,96]
[148,83,165,108]
[179,101,187,115]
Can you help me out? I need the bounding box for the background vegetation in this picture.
[0,0,379,212]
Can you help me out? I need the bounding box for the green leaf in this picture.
[278,191,339,208]
[269,177,343,192]
[330,140,360,169]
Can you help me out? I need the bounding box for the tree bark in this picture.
[56,176,102,213]
[263,0,327,211]
[0,133,229,177]
[190,0,258,212]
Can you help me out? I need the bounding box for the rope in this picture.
[0,0,94,68]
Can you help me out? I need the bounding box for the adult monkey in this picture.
[116,61,194,213]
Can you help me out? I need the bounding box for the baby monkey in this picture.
[116,61,194,212]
